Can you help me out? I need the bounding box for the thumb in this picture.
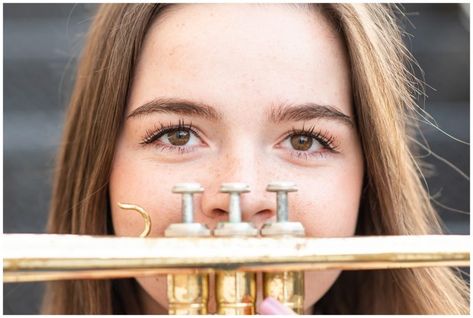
[258,297,297,315]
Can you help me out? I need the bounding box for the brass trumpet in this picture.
[3,182,470,315]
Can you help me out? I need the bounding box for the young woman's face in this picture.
[110,4,364,314]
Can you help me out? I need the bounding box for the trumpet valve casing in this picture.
[167,272,209,315]
[166,183,210,315]
[165,223,211,315]
[261,222,305,314]
[260,222,305,237]
[262,181,305,314]
[261,223,305,314]
[263,270,304,314]
[214,223,258,315]
[216,270,257,315]
[164,223,211,237]
[215,182,258,315]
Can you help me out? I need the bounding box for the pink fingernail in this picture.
[258,297,296,315]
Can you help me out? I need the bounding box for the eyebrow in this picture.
[127,98,222,120]
[269,103,353,127]
[127,98,353,127]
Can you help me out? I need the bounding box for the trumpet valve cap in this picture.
[172,183,204,193]
[220,182,250,193]
[266,181,298,192]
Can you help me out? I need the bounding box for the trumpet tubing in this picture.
[3,234,470,315]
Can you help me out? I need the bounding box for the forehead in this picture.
[129,4,352,116]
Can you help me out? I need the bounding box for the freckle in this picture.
[169,46,178,56]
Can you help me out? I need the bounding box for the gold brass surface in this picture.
[3,234,470,283]
[263,271,304,314]
[261,222,305,314]
[213,222,258,314]
[216,271,256,315]
[117,203,151,238]
[164,222,211,314]
[4,234,469,315]
[167,273,209,314]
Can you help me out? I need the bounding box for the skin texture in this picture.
[110,4,364,314]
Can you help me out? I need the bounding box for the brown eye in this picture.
[167,129,190,146]
[290,134,313,151]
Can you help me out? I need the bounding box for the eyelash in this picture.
[287,126,338,152]
[140,119,201,153]
[140,121,339,158]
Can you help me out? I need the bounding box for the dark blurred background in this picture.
[3,3,470,314]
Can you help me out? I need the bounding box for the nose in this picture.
[198,150,276,229]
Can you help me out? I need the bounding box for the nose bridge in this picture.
[221,141,260,185]
[218,135,269,196]
[201,138,275,225]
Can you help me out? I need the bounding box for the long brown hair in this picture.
[43,4,469,314]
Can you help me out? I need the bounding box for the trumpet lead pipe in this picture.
[3,234,469,283]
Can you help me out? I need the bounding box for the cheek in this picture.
[295,174,360,309]
[304,270,341,310]
[109,148,176,309]
[292,168,362,238]
[136,276,169,309]
[109,151,183,237]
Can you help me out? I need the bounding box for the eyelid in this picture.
[140,121,339,160]
[140,120,203,146]
[278,127,339,152]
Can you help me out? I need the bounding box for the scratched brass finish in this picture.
[165,224,211,315]
[163,222,213,314]
[263,271,304,314]
[261,223,305,314]
[216,271,256,315]
[165,182,210,315]
[167,273,209,314]
[3,235,470,283]
[213,224,258,315]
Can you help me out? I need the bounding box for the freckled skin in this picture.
[110,4,364,314]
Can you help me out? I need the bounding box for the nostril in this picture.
[213,208,228,218]
[201,208,227,218]
[198,209,229,231]
[201,208,229,225]
[251,209,276,229]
